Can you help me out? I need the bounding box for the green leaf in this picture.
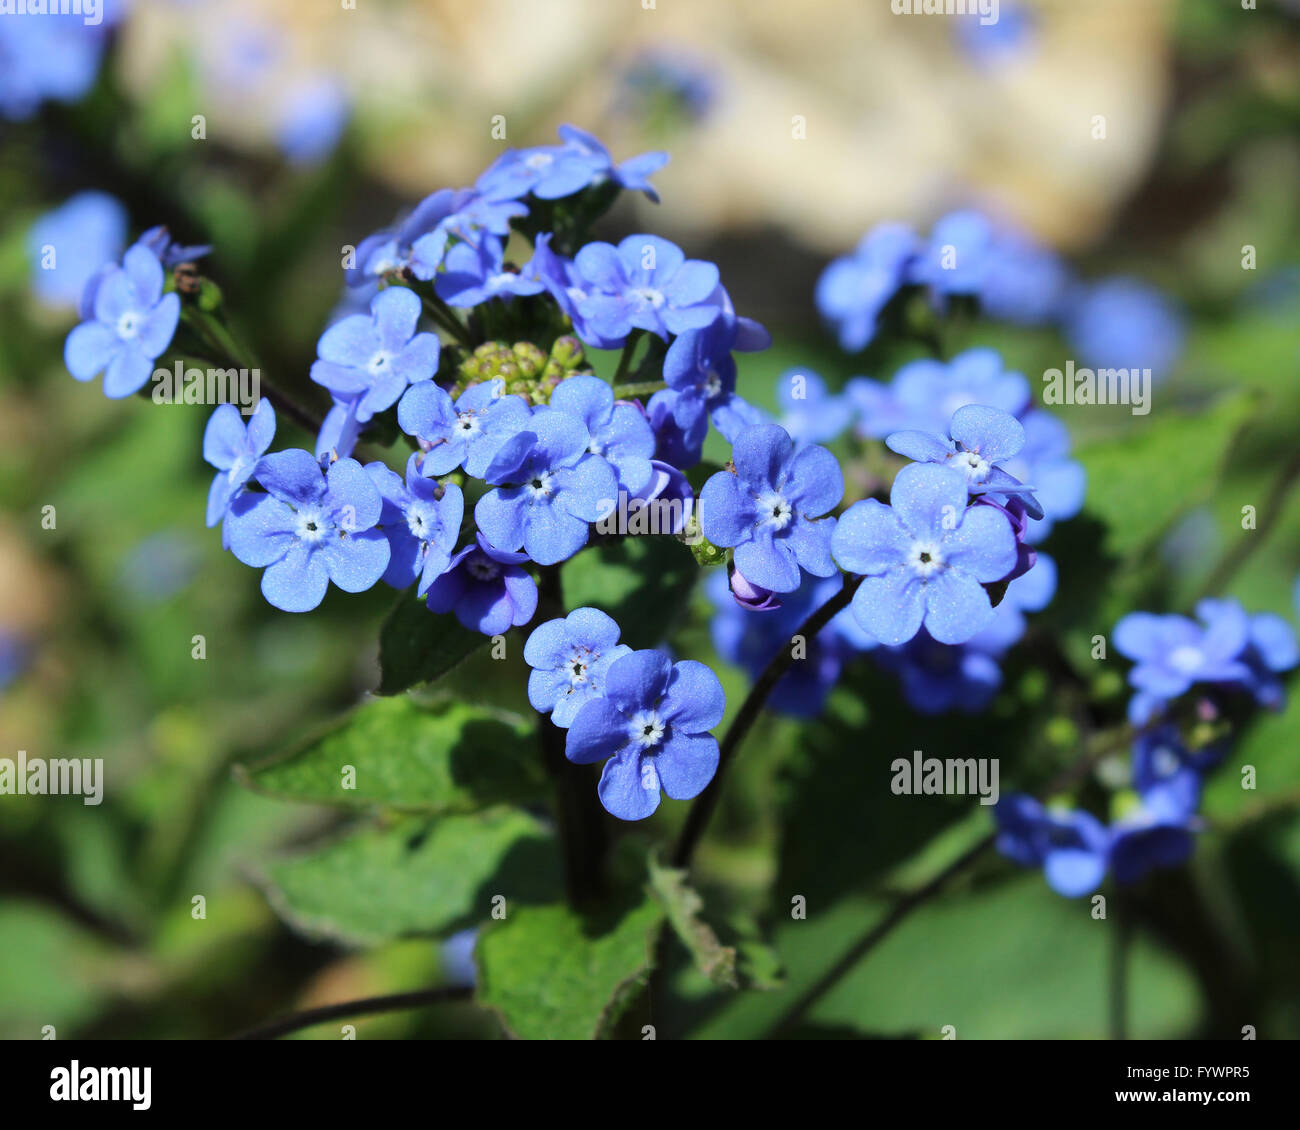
[562,535,697,649]
[376,595,489,695]
[1078,390,1255,559]
[236,697,545,815]
[648,855,738,988]
[475,895,665,1039]
[261,810,561,947]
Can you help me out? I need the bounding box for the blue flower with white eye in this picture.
[524,608,633,728]
[565,650,725,821]
[64,243,181,399]
[699,424,843,594]
[815,222,919,353]
[993,796,1110,898]
[425,533,538,635]
[365,454,464,595]
[310,286,439,422]
[27,191,127,309]
[435,239,547,307]
[474,407,618,567]
[831,462,1017,646]
[549,375,655,495]
[886,404,1044,519]
[1113,603,1253,724]
[856,348,1031,440]
[225,450,390,612]
[203,399,276,528]
[398,378,532,479]
[573,235,723,344]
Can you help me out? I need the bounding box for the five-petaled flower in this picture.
[524,607,632,728]
[565,649,725,821]
[474,406,618,566]
[366,453,464,596]
[425,531,538,635]
[699,423,842,594]
[226,449,390,613]
[64,242,180,398]
[310,286,439,422]
[831,462,1017,646]
[397,377,532,479]
[549,375,656,496]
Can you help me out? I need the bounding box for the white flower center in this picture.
[951,448,991,484]
[628,709,666,751]
[406,501,438,541]
[368,351,395,377]
[1152,747,1181,778]
[116,311,140,339]
[525,152,554,172]
[294,506,329,544]
[756,490,794,532]
[703,368,724,398]
[1169,645,1204,675]
[908,539,945,579]
[630,286,666,310]
[455,410,482,438]
[565,646,595,689]
[527,470,556,500]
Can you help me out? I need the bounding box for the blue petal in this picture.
[656,731,719,800]
[261,542,330,612]
[852,571,925,646]
[597,749,661,820]
[660,660,725,732]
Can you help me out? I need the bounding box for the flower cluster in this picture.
[816,210,1184,380]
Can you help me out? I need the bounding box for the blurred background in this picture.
[2,0,1300,1039]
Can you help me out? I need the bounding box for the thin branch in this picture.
[229,985,472,1040]
[671,575,864,869]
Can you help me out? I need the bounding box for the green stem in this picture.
[612,331,642,386]
[1110,892,1130,1041]
[611,379,667,400]
[420,293,476,349]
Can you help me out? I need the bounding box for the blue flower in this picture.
[549,375,655,495]
[310,286,439,422]
[64,243,181,398]
[978,231,1068,325]
[203,399,276,529]
[555,124,669,201]
[573,235,723,344]
[348,188,474,288]
[315,398,363,463]
[397,378,532,479]
[136,225,212,268]
[997,409,1086,543]
[1198,598,1298,711]
[366,454,465,595]
[435,238,547,307]
[226,450,390,612]
[1113,603,1253,724]
[699,423,842,593]
[777,369,851,446]
[476,123,666,203]
[832,462,1017,646]
[1065,277,1185,382]
[425,532,538,635]
[886,404,1044,519]
[474,407,618,566]
[275,75,349,166]
[815,223,919,352]
[910,210,997,296]
[565,650,725,820]
[994,796,1110,897]
[27,192,127,309]
[524,607,633,728]
[0,7,117,120]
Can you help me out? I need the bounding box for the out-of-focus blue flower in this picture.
[0,632,27,691]
[117,531,202,603]
[1114,602,1254,724]
[474,407,618,566]
[815,223,919,353]
[365,454,464,596]
[27,192,127,309]
[708,570,865,718]
[398,378,531,480]
[136,225,212,268]
[310,286,439,422]
[550,375,655,495]
[425,532,537,635]
[524,607,632,728]
[64,243,181,399]
[203,399,276,529]
[1200,598,1298,711]
[832,462,1017,646]
[616,48,719,123]
[955,2,1037,66]
[226,450,390,612]
[476,123,667,203]
[978,231,1069,325]
[573,234,723,344]
[435,238,547,307]
[699,423,842,594]
[777,369,850,446]
[910,210,997,297]
[1064,277,1185,382]
[347,188,469,288]
[276,75,349,165]
[0,5,120,120]
[887,404,1043,519]
[440,928,478,988]
[997,409,1085,543]
[994,796,1110,897]
[565,649,724,820]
